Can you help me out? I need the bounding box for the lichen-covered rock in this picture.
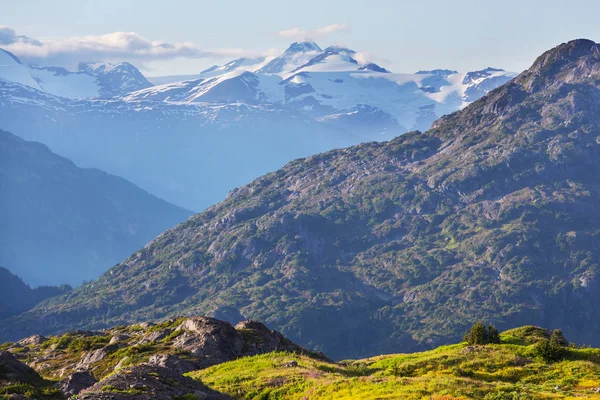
[173,317,243,367]
[75,345,117,371]
[138,329,171,344]
[59,371,97,396]
[17,335,47,347]
[109,334,130,345]
[235,320,307,356]
[147,354,198,375]
[78,364,231,400]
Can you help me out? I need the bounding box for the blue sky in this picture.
[2,0,599,76]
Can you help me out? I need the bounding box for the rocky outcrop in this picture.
[17,335,47,347]
[173,317,244,366]
[0,351,42,384]
[235,320,303,356]
[75,345,116,371]
[172,317,322,369]
[147,354,198,375]
[59,371,97,396]
[78,364,231,400]
[0,316,322,398]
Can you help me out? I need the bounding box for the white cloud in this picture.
[277,23,350,40]
[0,26,260,66]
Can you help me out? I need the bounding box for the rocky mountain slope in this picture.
[3,39,596,359]
[0,130,191,286]
[0,316,323,399]
[0,43,512,210]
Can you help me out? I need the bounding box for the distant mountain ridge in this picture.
[0,43,514,210]
[131,41,515,133]
[0,49,151,98]
[0,267,70,320]
[0,129,191,286]
[4,39,600,360]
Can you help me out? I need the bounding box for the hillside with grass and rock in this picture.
[2,320,600,399]
[4,39,600,360]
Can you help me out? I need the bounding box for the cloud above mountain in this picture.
[0,26,259,66]
[277,23,350,40]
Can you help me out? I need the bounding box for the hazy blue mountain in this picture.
[0,129,191,286]
[0,267,71,320]
[0,44,512,211]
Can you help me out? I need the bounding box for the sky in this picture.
[2,0,600,77]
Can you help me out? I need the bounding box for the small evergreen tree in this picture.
[534,339,565,362]
[549,329,569,347]
[487,324,501,344]
[464,322,502,345]
[534,329,569,363]
[464,322,488,345]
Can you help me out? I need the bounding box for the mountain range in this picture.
[0,129,190,286]
[2,39,600,362]
[0,49,152,98]
[0,42,513,211]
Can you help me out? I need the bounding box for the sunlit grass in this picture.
[189,328,600,400]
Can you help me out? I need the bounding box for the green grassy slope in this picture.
[190,327,600,400]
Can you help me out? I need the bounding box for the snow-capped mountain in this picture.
[78,61,153,96]
[128,42,515,134]
[0,48,151,99]
[0,42,515,210]
[0,77,355,211]
[257,41,323,74]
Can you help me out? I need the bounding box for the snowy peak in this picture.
[323,46,356,56]
[257,41,323,75]
[358,63,390,73]
[462,67,506,85]
[0,48,23,65]
[78,61,152,96]
[0,48,152,99]
[0,48,43,91]
[291,51,358,73]
[285,41,323,54]
[199,57,267,78]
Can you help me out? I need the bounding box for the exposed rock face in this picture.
[138,329,171,344]
[0,351,42,384]
[77,364,231,400]
[174,317,244,366]
[147,354,198,375]
[235,320,312,356]
[75,346,115,371]
[59,371,97,396]
[17,335,47,347]
[109,334,129,345]
[172,318,320,369]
